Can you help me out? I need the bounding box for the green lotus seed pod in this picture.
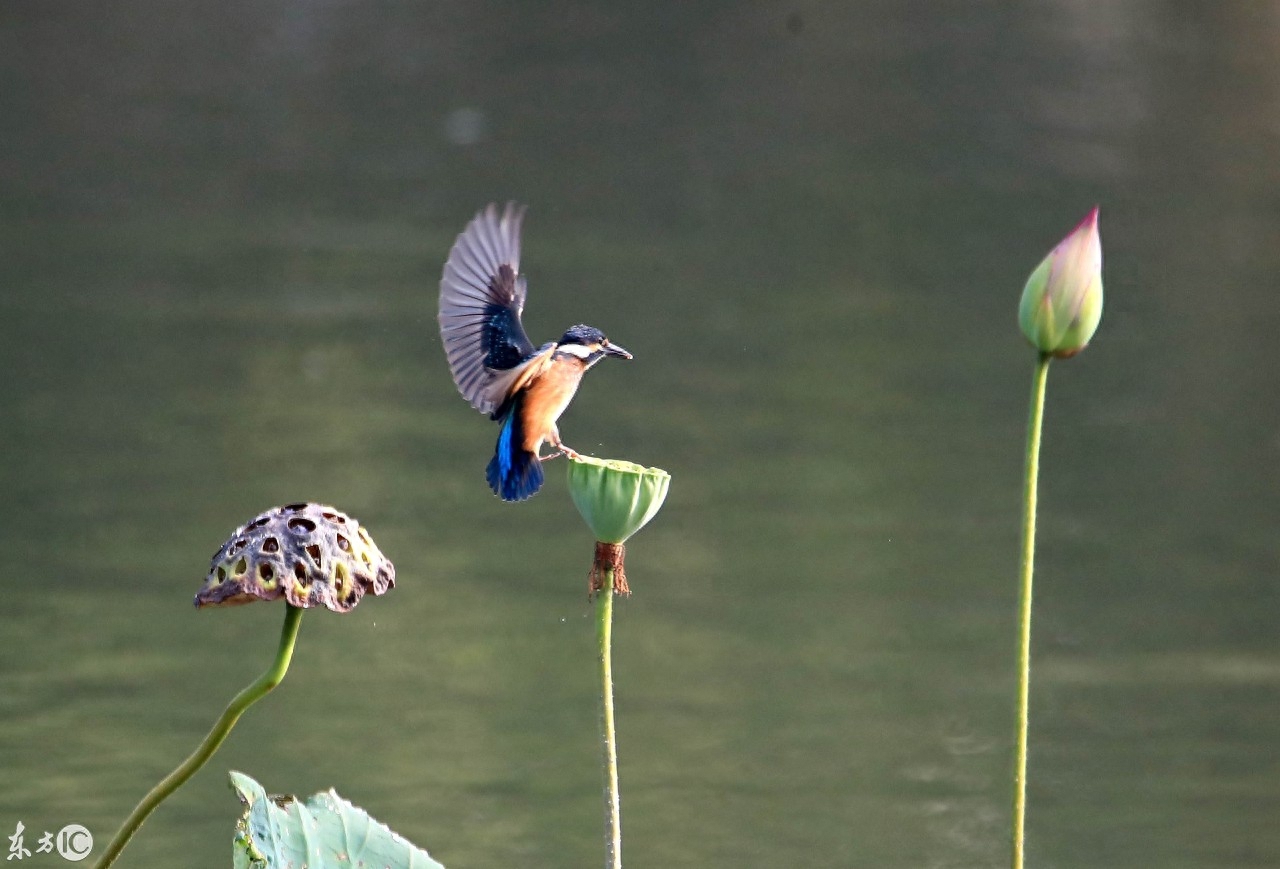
[568,456,670,545]
[1018,207,1104,358]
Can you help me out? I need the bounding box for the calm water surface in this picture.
[2,3,1278,867]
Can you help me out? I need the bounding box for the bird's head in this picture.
[557,324,632,364]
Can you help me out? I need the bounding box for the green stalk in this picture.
[1012,352,1051,869]
[94,604,305,869]
[596,572,622,869]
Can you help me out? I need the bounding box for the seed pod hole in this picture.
[287,517,317,534]
[262,537,279,553]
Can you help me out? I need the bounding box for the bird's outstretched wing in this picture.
[439,202,541,416]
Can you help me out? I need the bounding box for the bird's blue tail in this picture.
[486,407,544,501]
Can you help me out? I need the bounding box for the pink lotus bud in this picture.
[1018,208,1104,357]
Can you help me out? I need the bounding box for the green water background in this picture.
[2,3,1278,867]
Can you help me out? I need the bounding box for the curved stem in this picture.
[1012,353,1051,869]
[596,571,622,869]
[94,604,305,869]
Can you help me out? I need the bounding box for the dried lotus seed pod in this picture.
[195,503,394,613]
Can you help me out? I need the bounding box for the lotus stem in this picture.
[94,604,305,869]
[596,569,622,869]
[1012,352,1050,869]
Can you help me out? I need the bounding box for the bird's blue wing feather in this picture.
[439,203,539,415]
[480,276,535,370]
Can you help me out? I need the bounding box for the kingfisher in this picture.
[438,203,632,501]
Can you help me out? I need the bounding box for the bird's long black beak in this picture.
[603,342,632,360]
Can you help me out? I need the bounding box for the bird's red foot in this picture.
[539,445,579,462]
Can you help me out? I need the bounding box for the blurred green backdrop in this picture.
[2,3,1278,867]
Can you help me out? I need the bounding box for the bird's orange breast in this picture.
[520,361,585,451]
